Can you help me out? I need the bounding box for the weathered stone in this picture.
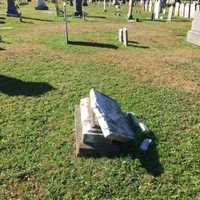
[174,2,179,16]
[75,105,120,156]
[90,89,135,142]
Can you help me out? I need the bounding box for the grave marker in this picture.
[184,3,190,18]
[174,2,179,16]
[187,11,200,46]
[179,3,185,17]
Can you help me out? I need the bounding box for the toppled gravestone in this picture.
[75,89,149,156]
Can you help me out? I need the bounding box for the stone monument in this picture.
[187,11,200,46]
[35,0,48,10]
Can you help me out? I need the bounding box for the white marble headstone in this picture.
[179,3,185,17]
[90,89,135,142]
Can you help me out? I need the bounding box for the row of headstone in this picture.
[144,0,200,20]
[175,2,199,19]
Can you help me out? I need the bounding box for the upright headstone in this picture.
[184,3,190,18]
[190,2,196,18]
[118,28,123,42]
[167,5,173,21]
[179,3,185,17]
[174,2,179,16]
[7,0,20,16]
[148,0,152,12]
[73,0,83,16]
[154,0,161,20]
[35,0,48,10]
[187,11,200,46]
[123,27,128,47]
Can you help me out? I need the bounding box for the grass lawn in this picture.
[0,2,200,199]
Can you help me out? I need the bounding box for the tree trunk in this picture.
[7,0,19,16]
[73,0,83,16]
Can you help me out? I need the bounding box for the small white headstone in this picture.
[184,3,190,18]
[179,3,185,17]
[174,2,180,16]
[123,27,128,47]
[118,28,123,42]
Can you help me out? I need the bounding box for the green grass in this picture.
[0,2,200,200]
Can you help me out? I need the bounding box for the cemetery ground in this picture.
[0,2,200,199]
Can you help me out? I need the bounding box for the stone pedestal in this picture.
[187,11,200,46]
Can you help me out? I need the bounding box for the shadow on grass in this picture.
[0,75,55,96]
[128,41,150,49]
[0,47,5,51]
[87,15,107,19]
[83,131,163,177]
[0,21,5,24]
[21,16,55,22]
[68,41,118,49]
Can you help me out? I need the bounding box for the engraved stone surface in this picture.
[187,11,200,46]
[90,89,135,142]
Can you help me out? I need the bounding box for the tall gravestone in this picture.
[7,0,20,16]
[187,11,200,46]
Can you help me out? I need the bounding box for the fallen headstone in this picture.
[75,89,150,156]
